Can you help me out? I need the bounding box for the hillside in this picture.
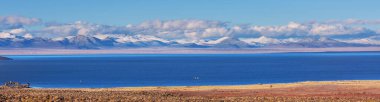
[0,56,11,60]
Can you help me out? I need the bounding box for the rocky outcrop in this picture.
[1,81,29,89]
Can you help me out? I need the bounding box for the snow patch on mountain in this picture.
[197,37,230,45]
[339,36,380,45]
[240,36,282,45]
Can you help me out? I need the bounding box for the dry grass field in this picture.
[2,80,380,101]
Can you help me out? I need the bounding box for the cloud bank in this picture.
[1,15,380,48]
[0,16,41,30]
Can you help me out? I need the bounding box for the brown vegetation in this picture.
[1,80,380,101]
[0,81,30,89]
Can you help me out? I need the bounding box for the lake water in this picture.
[1,52,380,88]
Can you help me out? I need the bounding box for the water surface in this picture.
[1,52,380,88]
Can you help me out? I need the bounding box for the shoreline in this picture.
[1,47,380,55]
[3,80,380,101]
[29,80,380,90]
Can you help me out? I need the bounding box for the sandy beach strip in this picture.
[40,80,380,91]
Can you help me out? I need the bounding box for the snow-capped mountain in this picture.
[112,35,170,47]
[240,36,282,46]
[205,37,252,48]
[268,37,368,48]
[105,34,170,44]
[0,36,61,48]
[339,36,380,45]
[0,34,377,49]
[51,34,172,48]
[65,35,111,49]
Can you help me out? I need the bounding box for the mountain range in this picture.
[0,34,377,49]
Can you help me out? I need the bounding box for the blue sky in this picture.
[2,0,380,25]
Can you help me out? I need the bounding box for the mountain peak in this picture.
[240,36,281,45]
[212,37,251,48]
[0,34,378,49]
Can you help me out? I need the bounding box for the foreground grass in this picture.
[2,80,380,102]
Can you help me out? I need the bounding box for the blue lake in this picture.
[1,52,380,88]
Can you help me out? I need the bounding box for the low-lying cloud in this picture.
[1,16,380,42]
[0,16,41,30]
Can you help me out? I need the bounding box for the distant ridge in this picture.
[0,56,12,60]
[0,34,378,49]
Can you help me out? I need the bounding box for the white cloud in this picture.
[0,32,15,38]
[323,19,380,25]
[249,22,309,37]
[0,16,41,29]
[0,16,40,25]
[0,28,28,38]
[309,24,367,36]
[134,20,227,30]
[9,28,27,34]
[247,22,371,38]
[201,27,229,38]
[23,33,33,39]
[2,16,380,48]
[37,20,377,42]
[184,32,198,40]
[36,21,129,38]
[125,20,229,40]
[1,16,377,43]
